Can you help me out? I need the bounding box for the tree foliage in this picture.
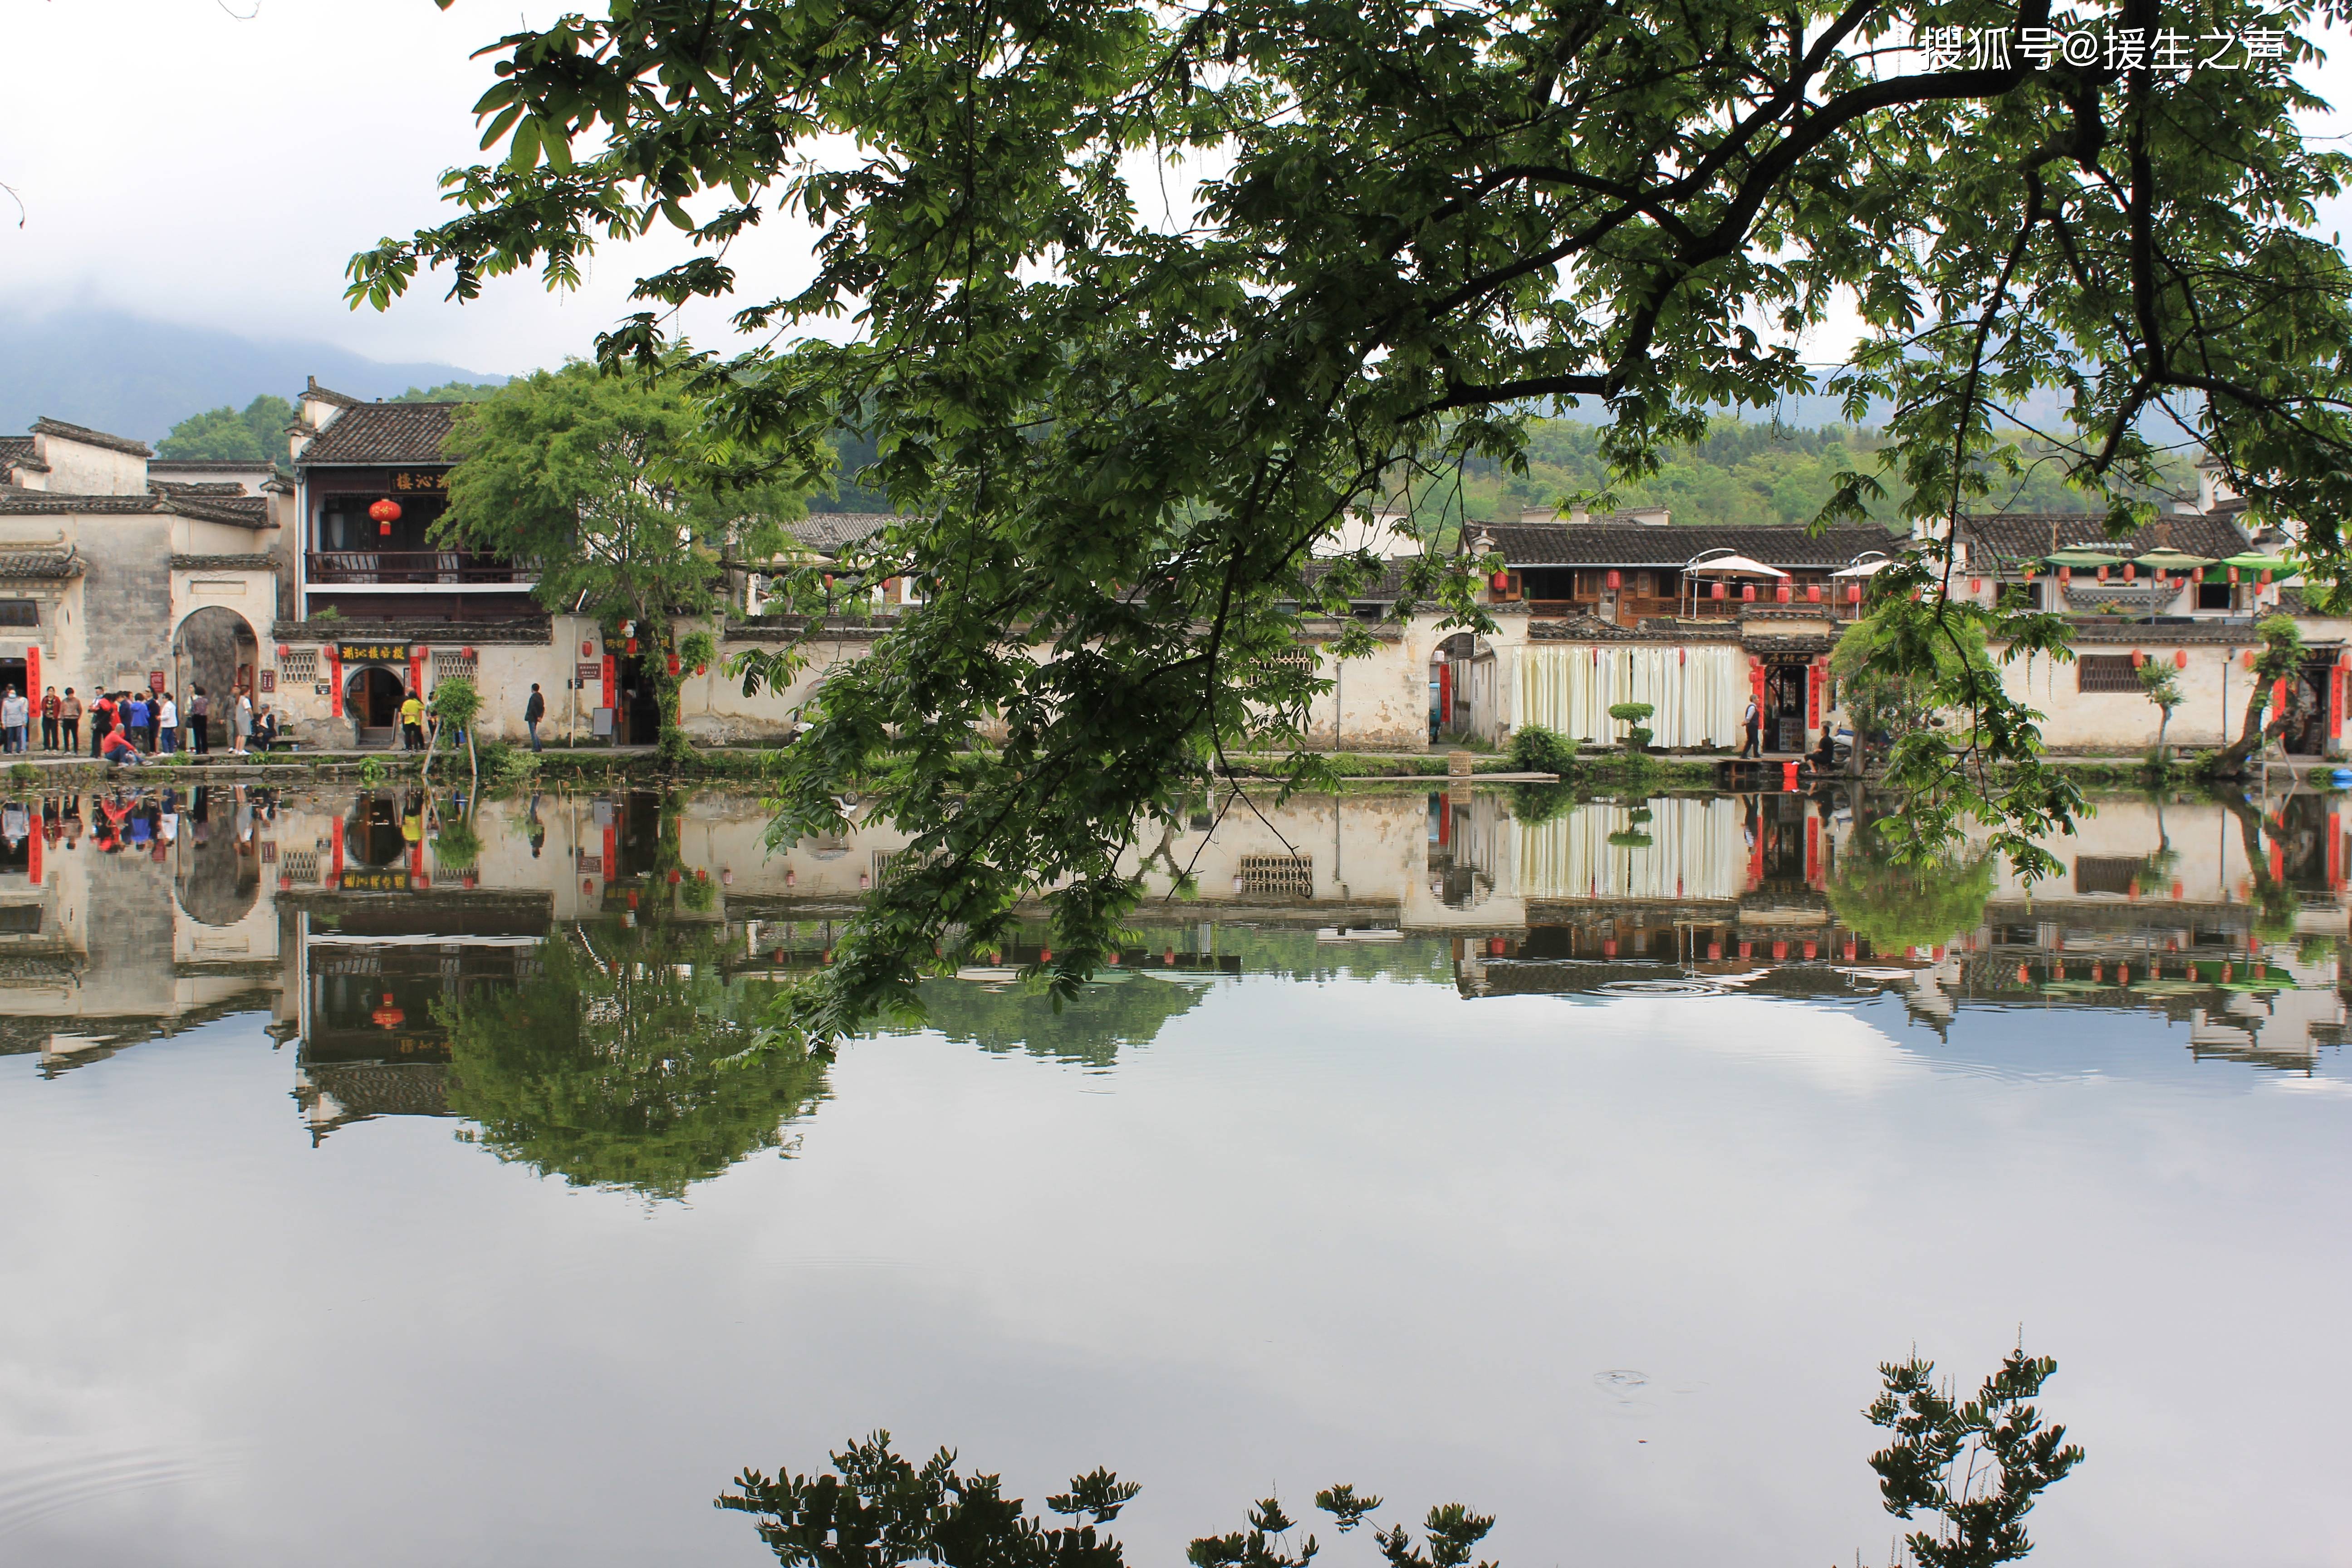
[392,380,505,403]
[720,1349,2074,1568]
[1866,1348,2085,1568]
[435,360,811,760]
[156,393,294,463]
[439,916,830,1198]
[356,0,2352,1045]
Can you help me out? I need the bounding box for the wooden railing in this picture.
[307,551,537,586]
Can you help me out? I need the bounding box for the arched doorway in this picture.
[175,787,260,926]
[172,606,260,750]
[344,666,406,747]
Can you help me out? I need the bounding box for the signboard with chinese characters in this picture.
[337,643,411,664]
[389,471,448,493]
[258,671,275,694]
[336,869,415,893]
[149,670,165,692]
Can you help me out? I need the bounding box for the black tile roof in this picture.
[1468,522,1903,568]
[171,554,278,572]
[786,513,898,554]
[151,480,252,498]
[1954,510,2248,564]
[303,377,366,411]
[0,490,270,529]
[0,438,32,463]
[31,416,151,458]
[0,547,84,579]
[274,617,553,644]
[297,402,461,466]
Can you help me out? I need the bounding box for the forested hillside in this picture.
[1423,419,2195,533]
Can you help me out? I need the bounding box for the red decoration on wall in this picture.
[369,498,401,537]
[275,644,290,658]
[582,640,595,657]
[2174,650,2187,668]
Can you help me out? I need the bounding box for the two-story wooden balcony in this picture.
[306,551,538,587]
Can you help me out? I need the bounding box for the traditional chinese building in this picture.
[0,417,289,718]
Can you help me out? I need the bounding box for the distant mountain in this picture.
[0,306,513,442]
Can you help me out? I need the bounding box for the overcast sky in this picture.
[0,0,829,377]
[5,1,2351,384]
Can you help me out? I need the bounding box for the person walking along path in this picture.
[59,689,81,754]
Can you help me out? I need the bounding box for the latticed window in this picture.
[279,648,319,683]
[279,850,319,884]
[2078,654,2141,693]
[433,649,480,683]
[1240,853,1313,895]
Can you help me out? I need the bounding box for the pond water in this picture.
[0,782,2347,1567]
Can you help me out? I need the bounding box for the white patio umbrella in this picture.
[1685,554,1789,578]
[1828,557,1895,578]
[1681,552,1788,615]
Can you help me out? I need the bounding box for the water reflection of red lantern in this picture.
[372,993,405,1030]
[369,498,401,536]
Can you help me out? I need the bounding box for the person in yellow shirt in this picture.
[398,691,425,752]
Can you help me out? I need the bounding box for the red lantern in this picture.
[2132,650,2145,667]
[1490,570,1510,591]
[369,498,401,537]
[2260,570,2273,586]
[2124,563,2136,582]
[275,644,290,658]
[2016,963,2029,984]
[1741,583,1756,601]
[582,640,595,657]
[1711,581,1726,600]
[2244,651,2256,670]
[1775,583,1791,603]
[1846,584,1862,603]
[2228,567,2240,584]
[1606,570,1622,590]
[625,637,637,655]
[371,993,405,1031]
[461,645,476,660]
[2059,566,2072,585]
[2174,650,2187,668]
[1969,578,1982,593]
[1806,584,1821,602]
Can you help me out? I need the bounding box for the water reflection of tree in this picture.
[439,921,830,1199]
[1826,818,1996,953]
[911,972,1205,1067]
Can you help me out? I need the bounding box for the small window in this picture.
[0,602,37,627]
[2199,582,2232,610]
[2078,655,2141,693]
[1239,853,1313,896]
[2075,857,2143,897]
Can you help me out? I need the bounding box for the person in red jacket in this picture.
[88,692,117,759]
[100,727,145,768]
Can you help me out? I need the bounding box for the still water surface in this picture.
[0,783,2347,1567]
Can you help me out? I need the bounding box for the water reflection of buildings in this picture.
[1,783,2344,1127]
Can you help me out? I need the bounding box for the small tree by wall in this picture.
[2204,615,2306,777]
[2137,658,2184,763]
[1607,700,1654,755]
